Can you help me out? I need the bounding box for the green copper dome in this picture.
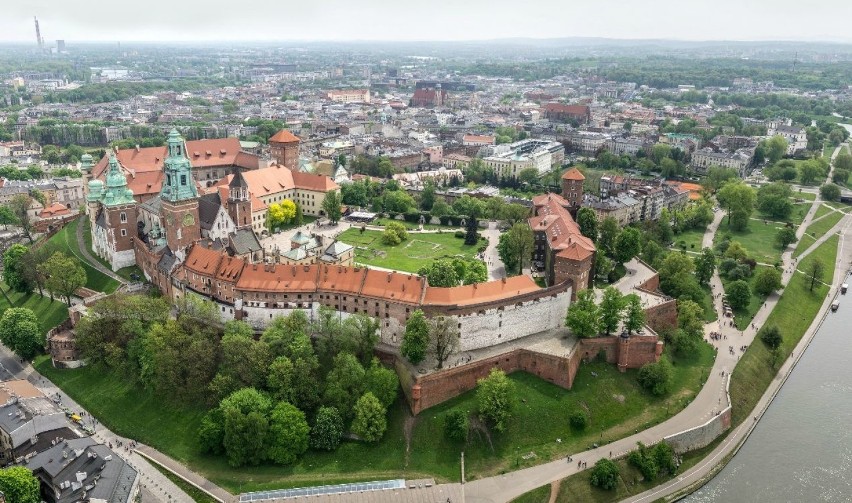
[98,154,135,207]
[160,128,198,202]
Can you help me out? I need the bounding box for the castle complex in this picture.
[82,128,662,413]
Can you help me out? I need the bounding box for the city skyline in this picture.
[1,0,851,44]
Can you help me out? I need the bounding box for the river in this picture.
[686,274,852,502]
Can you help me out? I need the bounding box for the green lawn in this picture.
[372,218,457,231]
[38,345,714,493]
[729,234,838,426]
[79,218,143,282]
[511,484,551,503]
[824,201,852,213]
[549,436,723,503]
[792,191,816,202]
[823,143,837,160]
[339,229,481,273]
[793,210,845,258]
[813,204,833,220]
[0,285,69,334]
[715,220,784,266]
[720,265,773,331]
[672,228,706,252]
[45,220,121,293]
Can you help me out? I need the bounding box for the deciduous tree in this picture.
[477,369,515,433]
[623,294,646,335]
[322,190,343,223]
[754,268,782,296]
[576,207,598,241]
[497,223,534,276]
[267,402,310,465]
[351,392,387,442]
[0,308,41,360]
[401,310,429,364]
[565,289,600,338]
[598,287,624,335]
[0,466,40,503]
[806,258,825,291]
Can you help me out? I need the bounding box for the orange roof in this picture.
[217,165,338,197]
[562,167,585,181]
[292,171,340,192]
[423,276,541,307]
[463,134,495,144]
[236,263,319,292]
[317,264,367,294]
[216,256,245,281]
[184,245,224,277]
[40,202,72,218]
[529,193,595,259]
[268,129,300,144]
[360,270,424,305]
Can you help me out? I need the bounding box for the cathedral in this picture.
[85,128,338,276]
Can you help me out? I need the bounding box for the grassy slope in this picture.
[720,265,773,331]
[45,220,120,293]
[79,218,143,282]
[0,285,69,334]
[38,347,714,493]
[339,228,480,273]
[511,484,551,503]
[794,210,845,258]
[729,234,838,426]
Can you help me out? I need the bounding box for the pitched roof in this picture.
[228,228,262,255]
[184,245,224,276]
[236,263,320,292]
[561,167,585,181]
[217,165,339,198]
[198,192,222,230]
[360,270,424,304]
[317,264,366,294]
[292,171,340,192]
[268,129,301,144]
[529,193,595,261]
[422,276,541,307]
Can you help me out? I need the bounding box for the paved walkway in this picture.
[72,215,126,285]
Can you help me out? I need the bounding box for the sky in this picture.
[2,0,850,44]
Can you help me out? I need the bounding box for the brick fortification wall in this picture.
[645,299,678,333]
[405,334,663,414]
[408,349,571,414]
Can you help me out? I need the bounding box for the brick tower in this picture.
[561,167,585,208]
[268,129,300,170]
[160,129,200,256]
[86,153,137,270]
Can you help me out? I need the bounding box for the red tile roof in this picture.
[236,263,319,292]
[422,276,540,307]
[185,245,224,277]
[268,130,301,144]
[529,193,595,261]
[317,264,367,294]
[561,167,585,181]
[360,270,425,305]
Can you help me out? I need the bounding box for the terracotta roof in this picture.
[423,276,541,307]
[543,103,590,116]
[93,138,252,179]
[268,129,301,144]
[216,256,245,281]
[317,264,367,294]
[462,134,496,144]
[217,165,338,197]
[184,245,224,276]
[40,202,72,218]
[529,193,595,260]
[292,171,340,192]
[236,263,319,292]
[360,270,424,305]
[561,167,585,181]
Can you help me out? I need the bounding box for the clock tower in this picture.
[160,129,201,254]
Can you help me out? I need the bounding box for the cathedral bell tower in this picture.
[160,129,200,254]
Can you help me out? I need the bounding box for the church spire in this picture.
[160,129,198,202]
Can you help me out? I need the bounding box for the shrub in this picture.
[382,222,408,246]
[439,215,451,226]
[403,211,420,223]
[590,458,620,490]
[443,410,470,442]
[454,230,465,239]
[569,410,588,430]
[637,357,673,396]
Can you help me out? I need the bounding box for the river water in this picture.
[686,274,852,502]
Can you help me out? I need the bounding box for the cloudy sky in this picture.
[1,0,849,43]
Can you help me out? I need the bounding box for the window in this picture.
[180,175,187,186]
[120,229,127,236]
[120,212,127,223]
